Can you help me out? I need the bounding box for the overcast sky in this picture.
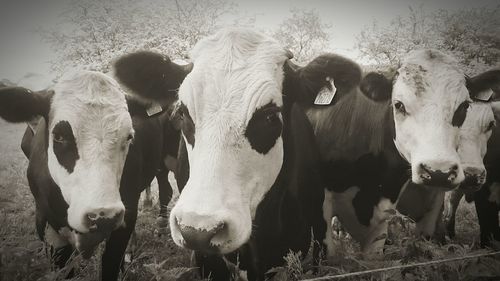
[0,0,498,87]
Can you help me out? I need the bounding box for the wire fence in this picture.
[303,250,500,280]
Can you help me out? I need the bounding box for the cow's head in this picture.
[459,69,500,190]
[458,102,495,190]
[172,29,291,254]
[362,50,476,189]
[114,29,330,254]
[0,71,132,236]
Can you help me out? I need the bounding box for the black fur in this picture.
[451,101,470,127]
[114,51,191,106]
[245,102,282,154]
[285,54,362,106]
[0,87,52,122]
[52,121,79,173]
[360,72,393,102]
[466,69,500,99]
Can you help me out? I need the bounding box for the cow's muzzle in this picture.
[462,167,486,191]
[85,207,125,234]
[176,219,226,254]
[417,162,461,189]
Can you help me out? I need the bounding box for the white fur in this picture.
[459,102,495,175]
[47,71,132,233]
[169,28,290,254]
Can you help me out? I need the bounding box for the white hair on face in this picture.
[54,70,128,109]
[190,28,289,72]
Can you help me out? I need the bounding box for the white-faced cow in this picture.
[113,28,337,281]
[299,49,494,258]
[444,73,500,247]
[398,100,499,241]
[0,69,186,280]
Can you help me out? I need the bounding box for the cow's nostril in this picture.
[85,208,125,232]
[88,213,98,221]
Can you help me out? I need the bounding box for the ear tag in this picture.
[146,103,163,116]
[474,88,493,102]
[314,77,337,105]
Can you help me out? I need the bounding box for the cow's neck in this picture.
[305,88,395,162]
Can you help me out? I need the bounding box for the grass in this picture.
[0,119,499,281]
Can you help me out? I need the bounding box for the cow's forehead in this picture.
[395,49,468,102]
[180,28,287,119]
[53,71,127,108]
[49,71,130,134]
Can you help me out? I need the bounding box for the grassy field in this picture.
[0,119,499,281]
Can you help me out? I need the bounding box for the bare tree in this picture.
[356,4,500,73]
[273,8,331,63]
[39,0,235,76]
[356,4,433,69]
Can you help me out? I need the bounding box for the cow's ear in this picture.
[0,87,51,123]
[114,51,193,106]
[466,70,500,101]
[360,72,393,102]
[285,54,362,106]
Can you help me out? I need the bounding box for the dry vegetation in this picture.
[0,119,499,281]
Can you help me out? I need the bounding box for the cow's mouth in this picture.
[75,231,110,259]
[66,226,113,259]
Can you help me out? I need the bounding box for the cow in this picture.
[113,28,338,281]
[0,69,187,280]
[444,97,500,247]
[299,49,498,258]
[397,100,499,242]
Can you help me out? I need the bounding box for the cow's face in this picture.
[168,29,289,254]
[46,72,132,234]
[458,102,495,191]
[392,50,469,188]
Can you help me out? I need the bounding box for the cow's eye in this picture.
[53,134,65,143]
[393,100,407,115]
[266,112,280,124]
[452,101,470,127]
[487,120,496,132]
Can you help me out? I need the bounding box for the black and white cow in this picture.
[397,99,499,242]
[0,69,186,280]
[114,28,335,281]
[444,74,500,247]
[298,49,495,258]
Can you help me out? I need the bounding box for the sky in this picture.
[0,0,498,88]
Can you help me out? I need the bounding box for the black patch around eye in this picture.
[452,101,470,127]
[52,121,79,173]
[179,103,195,146]
[245,102,283,154]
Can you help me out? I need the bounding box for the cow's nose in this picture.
[463,168,486,189]
[86,208,125,233]
[177,221,225,253]
[418,163,459,187]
